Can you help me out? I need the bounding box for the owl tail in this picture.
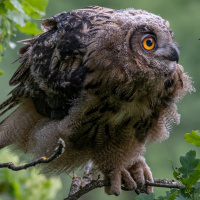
[0,99,43,149]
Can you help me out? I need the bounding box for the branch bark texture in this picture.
[0,138,65,171]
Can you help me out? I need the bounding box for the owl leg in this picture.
[0,99,43,149]
[128,156,153,194]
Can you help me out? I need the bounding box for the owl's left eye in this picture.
[142,36,156,51]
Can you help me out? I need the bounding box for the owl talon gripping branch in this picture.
[0,6,194,196]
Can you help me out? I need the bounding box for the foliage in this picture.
[0,0,48,74]
[136,130,200,200]
[185,131,200,147]
[0,148,62,200]
[0,2,57,198]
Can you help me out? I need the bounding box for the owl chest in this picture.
[69,92,156,149]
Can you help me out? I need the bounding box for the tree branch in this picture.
[65,178,183,200]
[65,162,183,200]
[65,179,111,200]
[68,161,94,197]
[147,178,183,189]
[0,141,183,200]
[0,138,65,171]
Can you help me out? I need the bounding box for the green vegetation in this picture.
[0,0,48,74]
[0,1,63,199]
[0,149,61,200]
[136,131,200,200]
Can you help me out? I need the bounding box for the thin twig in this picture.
[0,138,65,171]
[147,178,183,189]
[84,161,93,176]
[82,161,93,187]
[68,161,93,197]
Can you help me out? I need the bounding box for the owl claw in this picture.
[105,168,137,195]
[128,157,154,194]
[104,157,153,195]
[121,169,137,190]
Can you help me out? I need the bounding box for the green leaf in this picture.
[0,70,3,75]
[168,191,178,200]
[174,188,191,200]
[10,0,25,13]
[178,150,200,178]
[192,182,200,199]
[170,160,180,179]
[184,131,200,146]
[22,0,48,18]
[181,170,200,189]
[158,189,178,200]
[135,193,155,200]
[0,3,7,14]
[6,10,29,27]
[173,171,179,180]
[195,162,200,170]
[174,195,190,200]
[16,21,43,35]
[4,0,15,10]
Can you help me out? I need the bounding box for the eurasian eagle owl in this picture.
[0,6,193,195]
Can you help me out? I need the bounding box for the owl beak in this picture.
[167,46,179,63]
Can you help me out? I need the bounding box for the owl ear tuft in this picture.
[38,12,67,32]
[163,20,170,28]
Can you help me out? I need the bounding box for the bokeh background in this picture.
[0,0,200,199]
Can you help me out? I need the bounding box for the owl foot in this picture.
[128,158,154,194]
[105,168,137,196]
[104,157,153,195]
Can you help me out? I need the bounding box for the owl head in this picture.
[86,8,180,84]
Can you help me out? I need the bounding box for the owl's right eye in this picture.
[142,36,156,51]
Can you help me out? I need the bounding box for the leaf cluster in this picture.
[0,0,48,73]
[0,149,61,200]
[136,131,200,200]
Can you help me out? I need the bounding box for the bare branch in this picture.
[84,161,93,176]
[65,179,110,200]
[68,161,93,197]
[0,138,65,171]
[147,178,183,189]
[68,177,83,197]
[0,141,184,200]
[65,177,183,200]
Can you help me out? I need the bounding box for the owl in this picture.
[0,6,193,195]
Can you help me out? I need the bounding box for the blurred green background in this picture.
[0,0,200,199]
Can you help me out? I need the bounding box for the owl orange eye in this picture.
[142,36,155,50]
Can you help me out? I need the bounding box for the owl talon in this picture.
[121,169,137,190]
[128,157,154,194]
[105,168,137,195]
[105,157,153,195]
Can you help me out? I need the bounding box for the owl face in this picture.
[127,24,179,76]
[89,9,180,81]
[124,11,179,77]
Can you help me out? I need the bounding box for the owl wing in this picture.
[0,6,115,120]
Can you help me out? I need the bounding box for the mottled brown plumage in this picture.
[0,6,194,195]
